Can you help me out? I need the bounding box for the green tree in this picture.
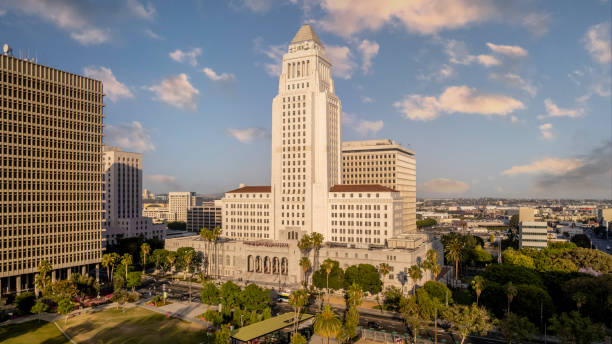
[444,237,464,281]
[311,232,324,268]
[201,282,220,305]
[15,292,36,315]
[314,305,342,344]
[423,281,453,305]
[71,273,99,300]
[121,253,133,281]
[471,276,485,306]
[422,249,441,280]
[214,324,231,344]
[291,333,307,344]
[297,234,313,254]
[572,292,587,311]
[417,218,437,228]
[141,242,151,273]
[344,264,382,295]
[313,259,344,302]
[166,221,187,231]
[101,253,114,284]
[443,304,492,344]
[408,265,422,295]
[58,298,74,325]
[220,281,241,315]
[570,234,591,248]
[167,251,177,276]
[378,263,391,290]
[239,284,270,312]
[204,309,224,327]
[126,271,142,292]
[504,282,517,314]
[343,284,363,340]
[299,257,311,287]
[51,280,78,302]
[151,249,169,275]
[471,245,493,265]
[401,294,425,343]
[383,286,404,312]
[549,311,605,344]
[113,272,125,292]
[31,301,49,323]
[35,260,52,296]
[289,289,309,333]
[498,313,536,344]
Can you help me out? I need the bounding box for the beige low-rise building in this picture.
[187,201,223,232]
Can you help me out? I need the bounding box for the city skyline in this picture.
[1,1,610,199]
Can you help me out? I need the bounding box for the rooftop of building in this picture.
[226,186,272,193]
[291,24,323,46]
[342,139,415,156]
[329,184,396,193]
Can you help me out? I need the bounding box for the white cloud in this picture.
[521,12,550,37]
[104,121,155,152]
[486,42,527,57]
[394,85,525,121]
[583,22,611,64]
[422,178,470,193]
[227,127,268,143]
[146,74,199,110]
[169,48,202,66]
[417,64,455,81]
[127,0,156,20]
[83,66,133,102]
[3,0,110,45]
[145,174,180,190]
[202,67,236,83]
[360,96,373,103]
[539,123,553,140]
[325,45,357,79]
[254,38,286,77]
[315,0,499,37]
[342,112,384,137]
[445,40,474,65]
[489,73,537,97]
[143,29,163,40]
[357,39,379,73]
[476,54,500,67]
[240,0,273,13]
[501,158,584,176]
[539,98,584,119]
[510,115,520,124]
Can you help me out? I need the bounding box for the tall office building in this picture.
[187,201,223,232]
[0,52,104,295]
[168,191,195,222]
[103,146,164,244]
[342,140,417,232]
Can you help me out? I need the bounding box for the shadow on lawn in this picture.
[0,320,67,344]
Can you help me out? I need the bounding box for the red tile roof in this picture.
[226,186,271,193]
[329,184,396,192]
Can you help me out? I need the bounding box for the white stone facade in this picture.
[168,191,195,222]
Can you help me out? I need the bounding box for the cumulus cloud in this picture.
[360,96,374,103]
[202,67,236,84]
[583,22,611,64]
[539,123,553,140]
[143,28,163,40]
[169,48,202,66]
[485,42,527,57]
[476,54,500,67]
[146,74,199,110]
[315,0,499,37]
[489,73,537,97]
[127,0,156,20]
[254,37,286,77]
[538,98,584,119]
[227,127,269,143]
[2,0,111,45]
[501,158,584,176]
[357,39,379,73]
[83,66,133,102]
[325,45,357,79]
[145,174,180,190]
[394,86,525,121]
[342,112,384,137]
[417,64,455,82]
[422,178,470,193]
[104,121,155,152]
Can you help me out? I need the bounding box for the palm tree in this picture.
[572,292,587,310]
[297,234,312,254]
[299,257,311,287]
[35,260,52,296]
[314,305,342,344]
[121,253,133,282]
[444,237,464,282]
[505,282,517,314]
[321,259,335,304]
[167,252,177,279]
[109,252,120,282]
[311,232,324,268]
[211,226,222,278]
[422,249,441,280]
[183,250,194,302]
[289,289,309,333]
[346,283,363,308]
[101,254,113,284]
[378,263,391,291]
[408,265,422,295]
[199,228,211,276]
[141,243,151,274]
[471,276,485,306]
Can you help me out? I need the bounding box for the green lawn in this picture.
[59,307,210,344]
[0,320,69,344]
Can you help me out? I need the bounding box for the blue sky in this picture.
[1,0,610,199]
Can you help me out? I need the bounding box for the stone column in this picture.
[16,276,21,295]
[67,268,72,279]
[95,264,100,282]
[82,265,87,277]
[52,270,56,283]
[34,273,40,296]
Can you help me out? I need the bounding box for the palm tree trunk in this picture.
[434,316,438,344]
[326,273,330,304]
[455,260,458,281]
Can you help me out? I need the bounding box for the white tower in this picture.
[271,25,342,241]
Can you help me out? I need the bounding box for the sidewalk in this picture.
[137,297,213,326]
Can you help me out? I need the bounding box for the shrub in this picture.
[14,292,36,315]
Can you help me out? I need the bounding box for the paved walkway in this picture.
[137,297,213,326]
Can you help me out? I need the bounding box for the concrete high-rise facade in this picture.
[168,191,195,222]
[187,201,223,232]
[0,53,104,295]
[103,146,164,244]
[270,24,342,241]
[342,140,417,232]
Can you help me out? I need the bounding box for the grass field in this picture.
[0,320,69,344]
[59,307,209,344]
